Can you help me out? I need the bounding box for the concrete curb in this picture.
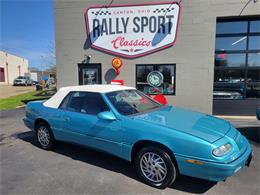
[16,105,26,109]
[215,115,257,120]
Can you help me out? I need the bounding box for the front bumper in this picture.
[176,143,252,182]
[13,82,25,86]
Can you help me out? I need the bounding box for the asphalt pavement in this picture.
[0,108,259,195]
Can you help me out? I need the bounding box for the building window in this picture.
[214,17,260,99]
[136,64,176,95]
[78,63,102,85]
[0,68,5,82]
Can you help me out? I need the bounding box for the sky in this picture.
[1,0,55,70]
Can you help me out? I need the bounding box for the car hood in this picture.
[132,106,231,143]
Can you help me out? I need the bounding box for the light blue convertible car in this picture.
[23,85,252,188]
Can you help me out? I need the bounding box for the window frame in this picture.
[216,17,260,54]
[135,63,176,96]
[78,63,102,85]
[58,91,110,115]
[214,17,260,99]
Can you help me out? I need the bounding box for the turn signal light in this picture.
[186,159,204,165]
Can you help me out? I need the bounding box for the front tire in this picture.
[36,122,54,150]
[135,146,177,189]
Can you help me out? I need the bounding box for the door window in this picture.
[60,92,109,115]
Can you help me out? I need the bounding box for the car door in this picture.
[60,91,123,156]
[55,92,87,143]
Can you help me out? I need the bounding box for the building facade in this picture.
[29,66,56,82]
[0,51,29,85]
[55,0,259,114]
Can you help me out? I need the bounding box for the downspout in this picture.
[18,65,21,76]
[6,62,9,84]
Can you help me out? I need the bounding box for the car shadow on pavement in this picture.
[237,127,259,145]
[15,130,216,194]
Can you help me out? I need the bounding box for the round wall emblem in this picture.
[147,71,164,87]
[112,57,123,74]
[112,58,123,69]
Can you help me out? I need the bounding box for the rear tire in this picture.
[36,122,55,150]
[135,146,177,189]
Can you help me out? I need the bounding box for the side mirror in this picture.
[97,111,117,121]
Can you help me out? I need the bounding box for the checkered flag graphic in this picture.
[91,11,111,16]
[153,7,175,13]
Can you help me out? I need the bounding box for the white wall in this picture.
[0,51,29,85]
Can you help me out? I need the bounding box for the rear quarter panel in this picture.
[25,101,63,138]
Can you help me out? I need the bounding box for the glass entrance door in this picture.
[78,63,102,85]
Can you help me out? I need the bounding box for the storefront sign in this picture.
[85,2,181,58]
[147,71,164,87]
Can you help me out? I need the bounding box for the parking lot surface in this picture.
[0,108,259,195]
[0,85,34,99]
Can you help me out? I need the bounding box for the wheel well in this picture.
[34,118,49,130]
[131,140,179,171]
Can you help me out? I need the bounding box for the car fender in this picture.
[121,117,214,162]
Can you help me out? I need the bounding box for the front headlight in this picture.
[213,143,232,157]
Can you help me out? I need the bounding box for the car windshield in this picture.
[106,90,162,116]
[17,76,26,79]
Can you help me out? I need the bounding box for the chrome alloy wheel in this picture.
[140,152,168,183]
[37,126,50,147]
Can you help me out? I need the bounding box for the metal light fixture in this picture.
[82,55,91,63]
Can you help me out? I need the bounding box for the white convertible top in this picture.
[43,84,136,108]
